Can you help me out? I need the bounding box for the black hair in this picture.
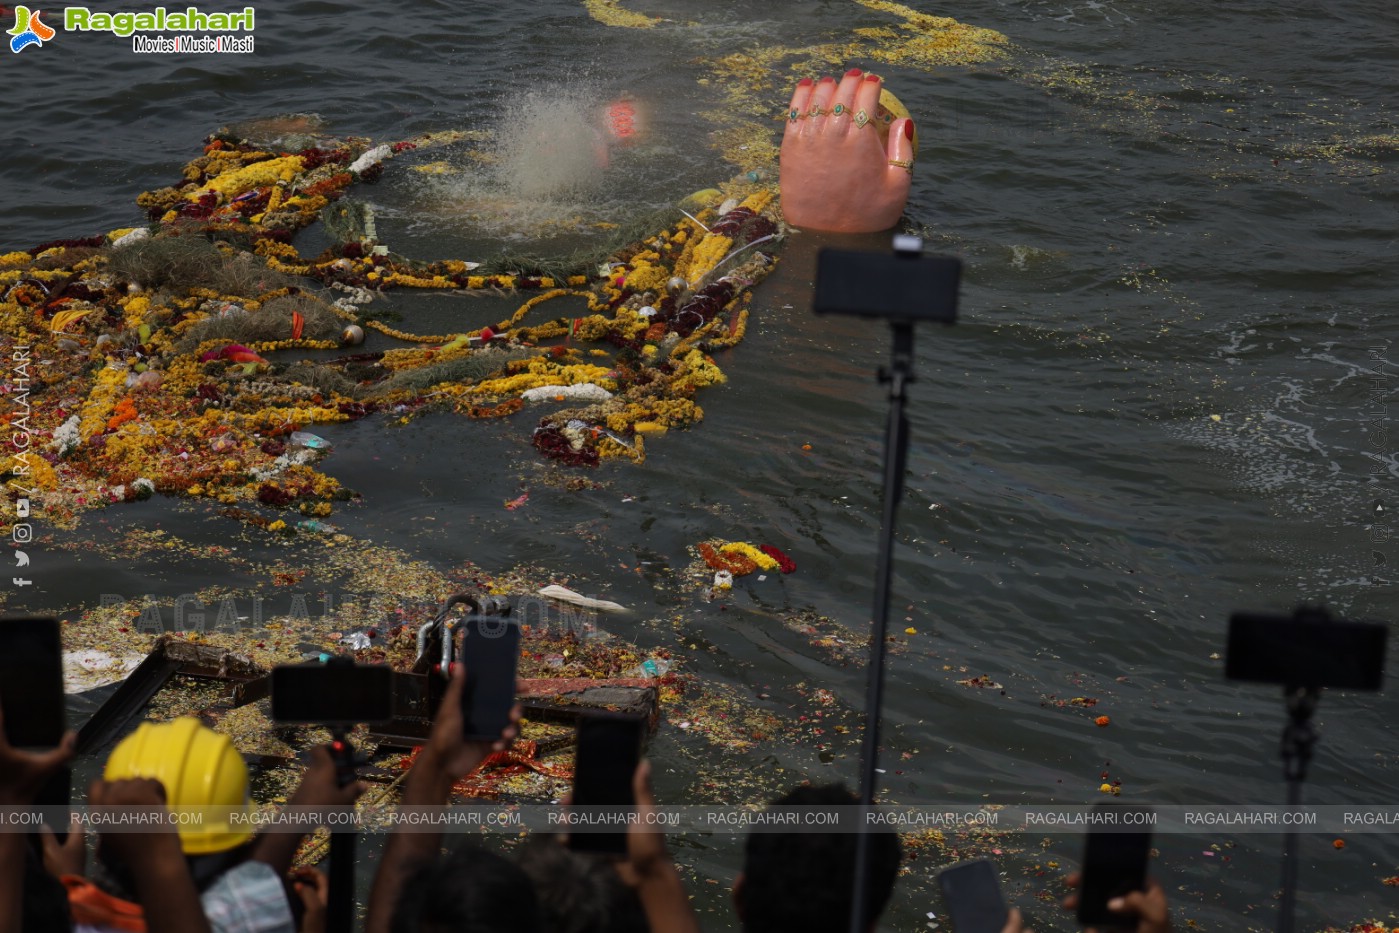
[515,838,647,933]
[391,843,541,933]
[738,783,901,933]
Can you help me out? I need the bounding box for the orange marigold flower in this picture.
[1095,716,1110,727]
[106,397,139,433]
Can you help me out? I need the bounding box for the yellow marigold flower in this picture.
[194,155,305,201]
[122,296,151,321]
[718,542,779,572]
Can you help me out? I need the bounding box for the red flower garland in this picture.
[758,545,796,574]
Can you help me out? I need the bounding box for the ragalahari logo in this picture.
[9,6,56,52]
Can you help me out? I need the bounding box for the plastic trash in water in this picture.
[625,657,671,678]
[563,418,634,450]
[341,632,371,650]
[290,431,331,450]
[537,584,629,614]
[714,570,733,590]
[296,519,338,534]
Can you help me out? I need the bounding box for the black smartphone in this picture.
[1227,611,1386,690]
[270,660,393,724]
[568,712,645,855]
[0,618,69,843]
[0,617,66,748]
[1077,804,1152,927]
[938,859,1009,933]
[457,617,521,741]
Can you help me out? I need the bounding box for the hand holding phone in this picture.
[1064,873,1170,933]
[457,617,521,741]
[409,662,522,792]
[568,713,644,855]
[1076,804,1153,928]
[0,618,73,825]
[939,859,1009,933]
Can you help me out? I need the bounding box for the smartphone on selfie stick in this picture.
[0,617,70,846]
[1226,605,1387,933]
[272,656,392,933]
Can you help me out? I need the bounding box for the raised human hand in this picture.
[0,702,74,807]
[1062,872,1171,933]
[419,662,522,783]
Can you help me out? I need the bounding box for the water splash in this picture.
[491,87,610,200]
[408,83,622,242]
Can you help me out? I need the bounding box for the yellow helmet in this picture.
[103,717,255,855]
[876,88,918,157]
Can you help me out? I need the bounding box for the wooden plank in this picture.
[367,676,661,748]
[163,639,264,681]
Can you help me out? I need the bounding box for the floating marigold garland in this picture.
[698,540,798,576]
[0,130,782,527]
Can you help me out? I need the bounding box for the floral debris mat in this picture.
[1,130,781,529]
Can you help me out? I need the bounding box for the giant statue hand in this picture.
[779,70,916,233]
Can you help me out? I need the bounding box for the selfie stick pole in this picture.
[327,731,357,933]
[849,318,916,933]
[1277,686,1318,933]
[809,237,958,933]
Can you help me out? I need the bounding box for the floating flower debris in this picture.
[1,130,780,526]
[955,674,1003,689]
[697,539,797,577]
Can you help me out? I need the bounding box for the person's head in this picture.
[515,839,647,933]
[96,717,256,895]
[734,783,901,933]
[392,843,541,933]
[102,716,255,856]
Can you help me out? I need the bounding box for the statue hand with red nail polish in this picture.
[779,69,917,233]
